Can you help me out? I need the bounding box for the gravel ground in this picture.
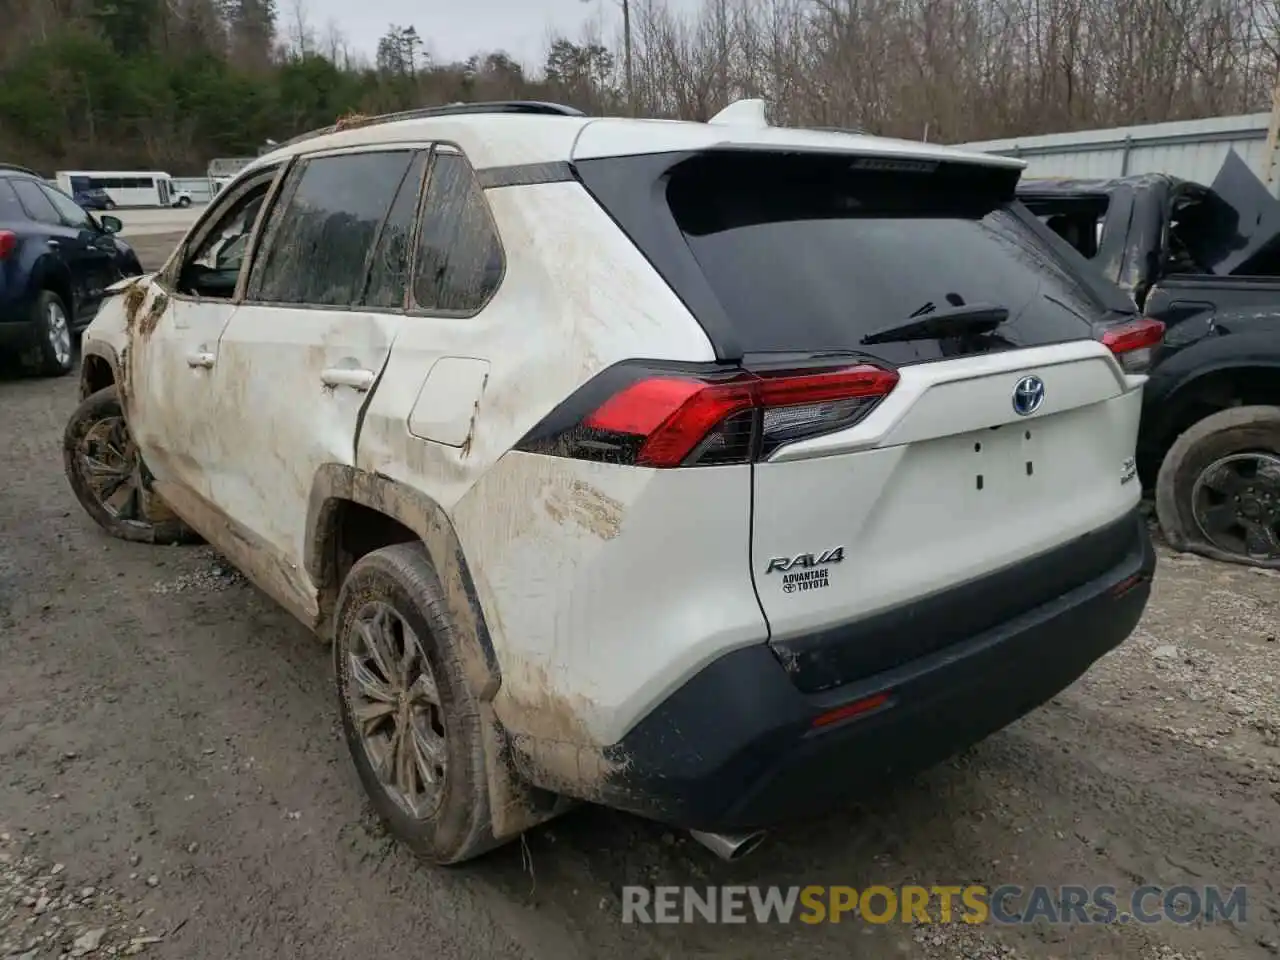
[0,233,1276,959]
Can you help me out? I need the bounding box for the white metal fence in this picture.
[954,111,1279,192]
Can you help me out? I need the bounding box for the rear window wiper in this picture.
[860,302,1010,345]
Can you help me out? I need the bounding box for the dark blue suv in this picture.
[73,188,115,211]
[0,164,143,376]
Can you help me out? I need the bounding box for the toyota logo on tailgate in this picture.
[1012,375,1045,416]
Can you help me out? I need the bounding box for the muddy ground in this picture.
[0,232,1276,960]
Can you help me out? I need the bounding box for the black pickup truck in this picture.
[1018,151,1280,568]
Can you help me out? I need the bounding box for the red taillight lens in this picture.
[0,230,16,260]
[524,362,899,468]
[1100,317,1165,374]
[585,376,757,467]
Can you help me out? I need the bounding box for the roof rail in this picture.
[272,100,586,152]
[0,162,42,177]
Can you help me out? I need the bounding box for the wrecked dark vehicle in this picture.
[1018,151,1280,568]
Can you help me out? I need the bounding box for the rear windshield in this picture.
[656,152,1121,364]
[1019,195,1111,260]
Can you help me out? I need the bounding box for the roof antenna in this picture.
[707,99,769,128]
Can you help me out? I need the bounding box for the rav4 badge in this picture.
[766,547,845,595]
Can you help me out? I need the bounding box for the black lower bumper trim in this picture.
[772,508,1149,693]
[526,509,1155,832]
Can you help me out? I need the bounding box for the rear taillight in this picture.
[1100,317,1165,374]
[517,361,899,467]
[0,230,16,260]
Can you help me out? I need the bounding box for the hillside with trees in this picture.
[0,0,1277,174]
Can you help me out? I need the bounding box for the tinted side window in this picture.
[11,179,62,225]
[251,151,414,306]
[176,173,277,299]
[362,152,427,309]
[40,185,92,229]
[0,180,27,222]
[414,152,503,313]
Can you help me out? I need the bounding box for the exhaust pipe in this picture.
[688,829,767,862]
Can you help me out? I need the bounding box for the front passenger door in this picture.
[126,165,283,505]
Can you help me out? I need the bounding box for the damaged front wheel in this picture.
[62,385,201,545]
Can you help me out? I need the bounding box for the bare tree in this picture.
[285,0,313,56]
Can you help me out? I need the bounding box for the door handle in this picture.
[186,352,215,369]
[320,367,376,391]
[47,240,60,249]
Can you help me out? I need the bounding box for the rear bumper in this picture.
[575,509,1155,831]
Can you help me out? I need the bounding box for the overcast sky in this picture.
[296,0,696,71]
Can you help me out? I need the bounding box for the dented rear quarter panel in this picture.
[355,180,768,753]
[450,453,766,757]
[204,303,402,578]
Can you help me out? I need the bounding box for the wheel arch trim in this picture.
[1144,357,1280,458]
[305,464,502,700]
[78,343,122,400]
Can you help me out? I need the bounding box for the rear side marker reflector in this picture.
[1110,573,1147,598]
[518,361,899,468]
[1100,317,1165,374]
[812,692,893,728]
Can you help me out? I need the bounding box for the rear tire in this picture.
[334,543,502,865]
[1154,405,1280,568]
[63,385,201,545]
[30,290,75,378]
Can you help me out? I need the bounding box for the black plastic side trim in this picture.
[304,465,503,699]
[477,161,574,189]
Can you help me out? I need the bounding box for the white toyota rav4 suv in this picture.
[63,99,1159,864]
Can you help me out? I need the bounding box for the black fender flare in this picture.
[304,464,502,701]
[1142,337,1280,461]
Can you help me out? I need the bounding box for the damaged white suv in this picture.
[63,99,1159,864]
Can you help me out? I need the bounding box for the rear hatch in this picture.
[575,147,1156,692]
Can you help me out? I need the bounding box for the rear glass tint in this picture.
[663,153,1114,364]
[1020,195,1110,260]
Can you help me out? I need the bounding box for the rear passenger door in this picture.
[351,146,505,488]
[129,165,281,503]
[202,145,428,584]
